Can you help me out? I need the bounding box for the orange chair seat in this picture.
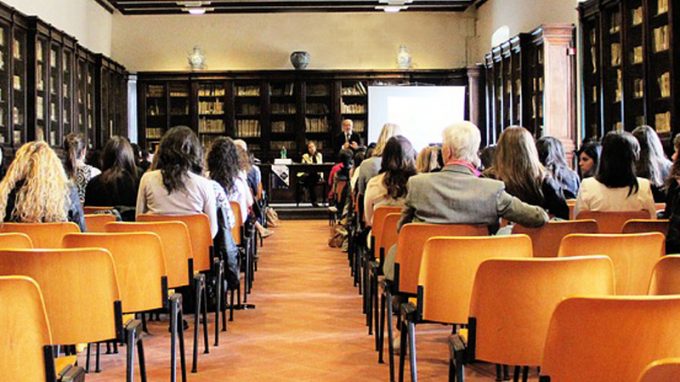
[55,355,77,374]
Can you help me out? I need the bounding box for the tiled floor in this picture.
[80,220,531,381]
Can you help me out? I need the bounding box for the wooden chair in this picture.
[566,199,576,220]
[398,235,533,382]
[575,210,650,233]
[638,358,680,382]
[558,233,665,295]
[0,222,80,248]
[370,212,401,356]
[513,220,598,257]
[84,213,116,232]
[106,221,205,375]
[449,256,615,382]
[648,255,680,295]
[137,213,226,347]
[0,232,33,248]
[0,275,86,381]
[382,223,488,381]
[62,232,187,382]
[0,248,142,382]
[540,296,680,382]
[622,219,669,235]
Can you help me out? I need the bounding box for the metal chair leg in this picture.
[408,321,417,382]
[378,290,386,364]
[387,290,396,382]
[398,321,408,382]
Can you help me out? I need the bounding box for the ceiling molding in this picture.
[107,0,475,15]
[93,0,115,14]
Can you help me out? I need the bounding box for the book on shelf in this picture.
[169,90,190,97]
[271,83,294,96]
[658,0,668,15]
[271,121,287,133]
[656,111,671,133]
[235,85,260,97]
[354,120,366,133]
[341,82,367,96]
[50,51,56,68]
[12,75,20,91]
[307,84,329,97]
[146,127,163,139]
[12,38,20,60]
[653,26,669,53]
[634,79,644,99]
[198,118,225,133]
[239,104,260,115]
[611,43,622,66]
[36,98,43,120]
[658,72,671,98]
[198,101,224,115]
[305,117,328,133]
[236,119,261,137]
[632,46,643,65]
[146,85,165,98]
[198,87,225,97]
[632,7,643,26]
[340,101,366,114]
[307,103,329,114]
[271,103,296,114]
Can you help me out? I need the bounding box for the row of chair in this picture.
[349,206,676,382]
[0,202,262,382]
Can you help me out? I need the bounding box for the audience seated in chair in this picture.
[536,135,581,199]
[633,125,672,203]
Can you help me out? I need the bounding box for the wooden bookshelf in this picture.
[137,70,470,162]
[579,0,679,142]
[483,24,576,154]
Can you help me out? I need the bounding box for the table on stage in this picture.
[260,163,335,205]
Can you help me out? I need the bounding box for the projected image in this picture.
[368,86,467,151]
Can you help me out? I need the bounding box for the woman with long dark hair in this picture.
[663,135,680,252]
[536,136,580,199]
[575,131,656,219]
[64,133,100,202]
[85,136,140,220]
[488,127,569,219]
[577,140,602,179]
[363,136,417,225]
[136,126,218,237]
[633,125,672,202]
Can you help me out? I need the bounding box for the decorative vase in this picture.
[290,51,310,70]
[397,45,412,69]
[188,46,206,70]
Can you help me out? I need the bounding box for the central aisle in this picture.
[84,220,501,381]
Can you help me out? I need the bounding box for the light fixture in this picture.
[375,0,413,12]
[177,1,213,14]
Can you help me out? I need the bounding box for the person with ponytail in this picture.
[0,141,85,230]
[63,133,100,202]
[363,136,417,226]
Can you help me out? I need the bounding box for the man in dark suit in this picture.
[337,119,362,153]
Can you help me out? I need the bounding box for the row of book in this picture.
[236,120,261,137]
[198,87,226,97]
[198,118,225,133]
[198,101,224,115]
[340,102,366,114]
[305,117,328,132]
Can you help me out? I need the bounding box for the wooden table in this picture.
[260,163,335,205]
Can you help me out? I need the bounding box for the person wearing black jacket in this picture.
[337,119,362,153]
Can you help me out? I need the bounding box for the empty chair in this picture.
[84,213,116,232]
[63,231,186,382]
[622,219,669,235]
[0,222,79,248]
[648,255,680,295]
[0,275,85,381]
[449,256,614,382]
[513,220,598,257]
[399,235,534,382]
[558,233,664,295]
[84,206,115,214]
[0,248,142,382]
[575,210,650,233]
[0,232,32,248]
[540,296,680,381]
[382,223,488,381]
[638,358,680,382]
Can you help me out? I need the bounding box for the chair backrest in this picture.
[655,202,666,212]
[575,210,650,233]
[418,235,533,325]
[0,248,121,345]
[541,296,680,382]
[0,232,33,249]
[230,201,243,246]
[63,232,167,313]
[622,219,669,235]
[470,256,615,367]
[0,222,80,248]
[371,205,403,245]
[84,214,116,233]
[394,223,488,294]
[648,255,680,295]
[513,220,598,257]
[638,358,680,382]
[138,214,212,272]
[377,213,401,262]
[334,179,348,201]
[566,199,576,220]
[105,221,192,289]
[558,233,665,295]
[0,276,52,381]
[83,206,115,214]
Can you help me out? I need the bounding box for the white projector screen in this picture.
[367,86,467,151]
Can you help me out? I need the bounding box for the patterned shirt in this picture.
[75,164,101,203]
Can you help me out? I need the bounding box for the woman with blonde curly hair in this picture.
[0,141,85,230]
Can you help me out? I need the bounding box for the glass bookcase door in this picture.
[34,37,48,141]
[48,43,61,146]
[76,58,86,135]
[269,80,297,160]
[197,82,226,149]
[0,23,10,145]
[85,63,95,147]
[582,15,602,139]
[233,81,262,156]
[144,82,167,152]
[340,80,367,152]
[623,0,646,130]
[646,0,673,136]
[602,3,624,133]
[11,27,26,146]
[62,48,73,137]
[100,68,110,144]
[304,81,332,158]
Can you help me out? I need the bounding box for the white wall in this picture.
[111,11,476,72]
[473,0,580,61]
[4,0,113,56]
